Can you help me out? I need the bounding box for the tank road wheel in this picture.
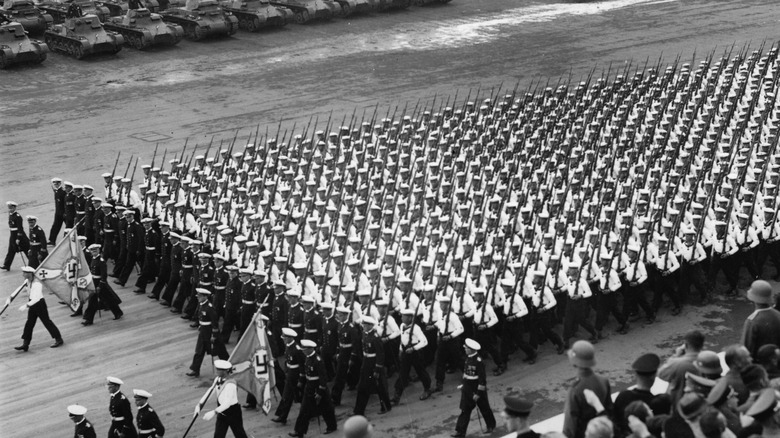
[340,2,351,16]
[132,34,145,49]
[0,52,7,69]
[246,16,260,31]
[294,9,308,23]
[191,23,204,40]
[37,52,47,63]
[73,44,84,59]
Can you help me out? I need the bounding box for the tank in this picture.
[103,7,181,48]
[101,0,160,16]
[413,0,450,5]
[38,0,110,23]
[0,0,53,34]
[0,20,48,68]
[269,0,340,23]
[375,0,410,10]
[219,0,291,31]
[44,13,123,58]
[330,0,375,16]
[160,0,237,41]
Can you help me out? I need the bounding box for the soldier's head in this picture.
[64,181,73,193]
[26,215,37,227]
[67,405,87,424]
[51,177,63,190]
[473,288,486,304]
[464,338,480,356]
[105,376,123,394]
[246,241,259,255]
[227,265,238,278]
[301,295,315,311]
[197,252,210,266]
[286,289,300,305]
[361,316,376,333]
[132,389,151,408]
[123,210,135,223]
[214,360,233,378]
[438,296,451,312]
[196,288,211,303]
[356,289,370,304]
[376,300,388,317]
[239,268,252,283]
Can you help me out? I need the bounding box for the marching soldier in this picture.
[331,305,362,407]
[270,328,305,424]
[161,233,183,307]
[82,244,123,325]
[101,203,119,262]
[50,178,66,245]
[221,265,242,344]
[452,339,496,437]
[186,288,229,377]
[149,222,172,300]
[133,218,160,295]
[106,376,137,438]
[64,181,76,228]
[302,295,322,342]
[133,389,165,438]
[290,339,338,437]
[353,316,392,416]
[201,360,249,438]
[14,266,63,351]
[3,201,28,271]
[392,308,432,404]
[114,210,144,287]
[434,296,465,392]
[67,405,96,438]
[26,216,47,269]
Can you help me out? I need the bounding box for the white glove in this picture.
[18,304,27,312]
[203,410,216,421]
[193,405,201,417]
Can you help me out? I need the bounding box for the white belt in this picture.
[289,323,302,328]
[214,286,226,290]
[112,417,125,421]
[199,322,212,326]
[145,247,156,251]
[306,376,319,381]
[463,375,479,380]
[77,211,86,214]
[92,275,101,279]
[364,353,376,358]
[30,242,42,246]
[105,229,115,233]
[305,329,318,333]
[288,364,299,369]
[9,228,18,231]
[182,265,193,268]
[138,429,156,434]
[339,343,352,348]
[200,282,212,286]
[242,300,254,305]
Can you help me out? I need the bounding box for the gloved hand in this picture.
[18,304,27,312]
[203,410,216,421]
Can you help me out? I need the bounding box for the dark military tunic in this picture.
[73,418,97,438]
[221,275,242,343]
[50,185,66,244]
[83,256,122,322]
[64,190,77,228]
[455,352,496,435]
[353,329,391,415]
[189,300,228,373]
[268,292,289,357]
[239,279,256,334]
[27,224,47,268]
[161,241,183,304]
[135,404,165,438]
[273,341,306,421]
[293,350,337,435]
[287,302,304,340]
[303,308,323,342]
[213,266,229,318]
[3,210,28,269]
[109,391,137,438]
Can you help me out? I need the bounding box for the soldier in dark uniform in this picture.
[74,185,87,236]
[270,328,305,424]
[320,302,339,381]
[161,233,183,307]
[331,306,361,406]
[110,207,129,277]
[83,186,96,245]
[212,254,229,320]
[268,281,289,358]
[106,377,137,438]
[91,198,104,247]
[26,216,47,269]
[64,182,77,228]
[452,339,496,437]
[237,268,256,333]
[501,397,539,438]
[185,250,213,322]
[353,316,392,416]
[134,218,159,295]
[2,201,28,271]
[613,353,663,435]
[149,222,172,300]
[287,289,304,339]
[290,339,338,437]
[67,404,96,438]
[116,210,144,287]
[101,203,119,262]
[170,237,194,314]
[186,288,229,377]
[49,178,66,246]
[302,295,322,342]
[82,244,123,325]
[132,389,165,438]
[221,266,242,344]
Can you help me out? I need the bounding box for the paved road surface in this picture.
[1,0,779,436]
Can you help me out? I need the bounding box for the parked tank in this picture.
[269,0,340,23]
[413,0,450,5]
[44,13,123,58]
[160,0,237,41]
[0,20,48,67]
[376,0,410,10]
[219,0,291,32]
[101,0,160,16]
[330,0,375,16]
[38,0,110,23]
[0,0,52,34]
[103,7,181,48]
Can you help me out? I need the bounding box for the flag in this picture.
[34,228,95,312]
[229,310,276,415]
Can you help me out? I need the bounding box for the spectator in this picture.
[755,344,780,380]
[744,388,780,437]
[696,351,724,380]
[613,353,662,434]
[698,410,735,438]
[738,364,769,414]
[542,433,567,438]
[664,392,706,438]
[659,330,705,404]
[501,396,539,438]
[741,280,780,358]
[722,345,752,405]
[705,378,742,435]
[584,417,613,438]
[685,372,717,398]
[343,415,372,438]
[563,341,613,438]
[623,401,653,437]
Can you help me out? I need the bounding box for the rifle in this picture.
[108,151,121,199]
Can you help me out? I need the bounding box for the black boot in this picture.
[14,340,30,352]
[50,338,64,348]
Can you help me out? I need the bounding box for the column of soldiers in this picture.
[33,44,780,435]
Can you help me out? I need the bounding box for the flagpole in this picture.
[0,282,28,316]
[183,377,219,438]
